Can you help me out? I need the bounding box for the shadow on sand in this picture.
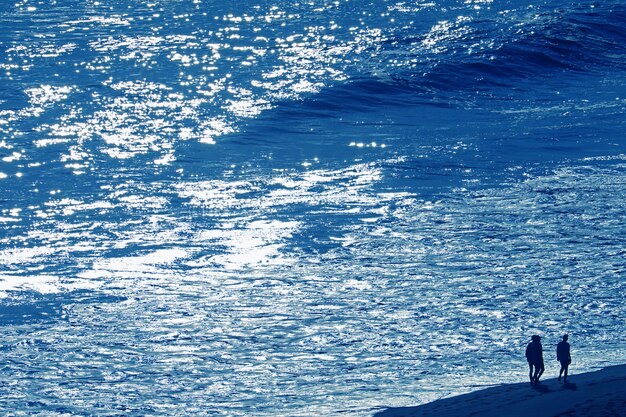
[563,382,577,390]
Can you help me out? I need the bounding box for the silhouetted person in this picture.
[526,335,544,385]
[557,334,571,382]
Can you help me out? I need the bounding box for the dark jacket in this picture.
[557,341,571,363]
[526,341,543,365]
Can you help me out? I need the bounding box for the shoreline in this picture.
[374,364,626,417]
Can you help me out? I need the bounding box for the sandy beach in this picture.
[375,365,626,417]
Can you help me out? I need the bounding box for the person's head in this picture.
[531,335,540,342]
[563,334,568,342]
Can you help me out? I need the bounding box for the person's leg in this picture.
[534,363,544,383]
[528,363,534,383]
[559,362,564,381]
[563,363,568,382]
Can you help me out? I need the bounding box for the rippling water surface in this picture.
[1,0,626,415]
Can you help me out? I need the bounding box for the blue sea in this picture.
[1,0,625,415]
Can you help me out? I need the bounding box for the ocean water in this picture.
[1,0,625,415]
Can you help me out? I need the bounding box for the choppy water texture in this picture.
[1,0,626,415]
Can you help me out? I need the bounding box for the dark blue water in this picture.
[1,0,625,415]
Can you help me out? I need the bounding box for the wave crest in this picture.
[381,2,626,92]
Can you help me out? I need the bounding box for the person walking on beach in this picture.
[557,334,571,382]
[526,335,544,385]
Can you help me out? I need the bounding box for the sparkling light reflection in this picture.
[1,1,626,416]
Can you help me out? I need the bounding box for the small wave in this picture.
[277,2,626,115]
[379,2,626,92]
